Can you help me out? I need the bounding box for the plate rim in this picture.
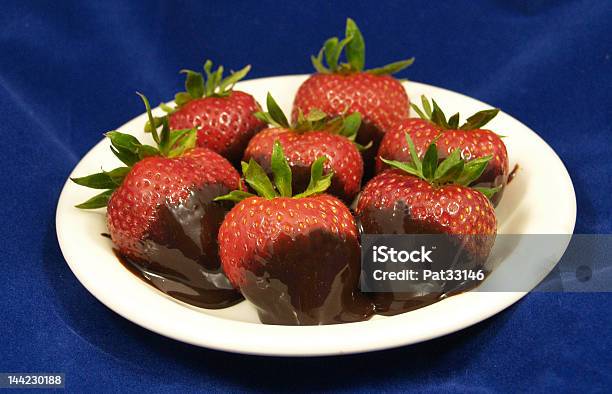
[55,74,577,356]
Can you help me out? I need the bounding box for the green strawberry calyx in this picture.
[175,59,250,104]
[254,93,371,151]
[144,60,251,132]
[381,133,500,200]
[215,141,333,202]
[311,18,414,75]
[71,93,197,209]
[411,95,500,131]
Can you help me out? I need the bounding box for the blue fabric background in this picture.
[1,1,610,392]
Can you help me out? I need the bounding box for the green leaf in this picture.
[241,161,249,176]
[75,189,114,209]
[174,92,192,106]
[110,146,138,167]
[212,65,224,93]
[294,156,333,198]
[367,58,415,75]
[327,35,354,72]
[404,133,422,172]
[214,190,255,203]
[460,109,500,130]
[137,93,160,143]
[71,167,130,189]
[203,60,214,96]
[421,95,432,118]
[167,129,197,158]
[311,48,329,73]
[339,112,361,140]
[437,161,464,184]
[270,141,292,197]
[474,186,501,200]
[379,157,421,177]
[137,144,161,160]
[218,64,251,93]
[203,60,225,96]
[294,109,335,132]
[434,148,463,182]
[243,159,278,199]
[106,131,142,154]
[144,116,163,134]
[456,155,492,185]
[158,116,170,153]
[410,103,427,120]
[448,113,460,129]
[296,108,307,125]
[265,93,290,128]
[106,130,159,164]
[305,108,327,122]
[160,102,174,113]
[430,99,450,129]
[180,69,205,99]
[345,18,365,72]
[421,143,438,180]
[253,111,277,126]
[323,37,340,70]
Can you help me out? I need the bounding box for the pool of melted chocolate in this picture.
[113,191,495,325]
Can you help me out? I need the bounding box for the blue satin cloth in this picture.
[1,1,610,392]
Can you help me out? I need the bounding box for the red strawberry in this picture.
[377,96,509,205]
[244,93,365,203]
[151,60,266,164]
[216,142,373,325]
[357,135,498,314]
[359,133,498,255]
[292,19,414,175]
[72,94,243,308]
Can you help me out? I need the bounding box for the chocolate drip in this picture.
[508,164,519,184]
[115,185,243,309]
[238,229,374,325]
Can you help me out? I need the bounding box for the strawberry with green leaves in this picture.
[358,133,498,260]
[153,60,266,164]
[244,93,366,203]
[216,142,372,325]
[292,18,414,172]
[72,94,241,269]
[377,96,508,205]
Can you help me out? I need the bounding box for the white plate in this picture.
[55,75,576,356]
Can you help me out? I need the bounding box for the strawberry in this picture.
[216,142,373,325]
[358,133,498,254]
[150,60,266,165]
[292,18,414,175]
[72,94,242,308]
[357,135,498,313]
[244,93,366,203]
[377,96,509,205]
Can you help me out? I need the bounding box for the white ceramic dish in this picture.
[55,75,576,356]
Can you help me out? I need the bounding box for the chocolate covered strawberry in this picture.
[358,135,498,313]
[244,93,365,203]
[216,142,373,325]
[359,133,498,252]
[150,60,266,164]
[72,94,242,308]
[292,18,414,174]
[377,96,509,205]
